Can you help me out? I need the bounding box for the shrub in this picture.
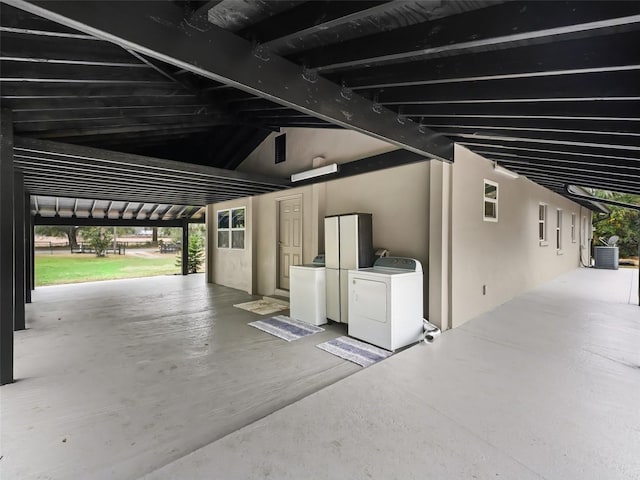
[83,227,113,257]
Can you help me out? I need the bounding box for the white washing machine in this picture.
[348,257,424,351]
[289,256,326,326]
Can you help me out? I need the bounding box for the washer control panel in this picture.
[373,257,422,272]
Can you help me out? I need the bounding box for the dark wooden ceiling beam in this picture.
[1,56,149,69]
[16,162,280,195]
[0,82,189,97]
[399,100,640,118]
[1,60,170,82]
[14,137,291,187]
[26,184,237,206]
[1,78,172,87]
[253,110,314,119]
[23,179,253,205]
[13,104,221,122]
[375,70,640,104]
[456,138,640,163]
[252,115,329,124]
[1,2,77,34]
[249,1,391,54]
[438,126,640,149]
[34,216,204,227]
[486,154,640,179]
[28,121,226,140]
[470,146,640,169]
[420,117,640,135]
[13,113,230,133]
[11,103,211,118]
[0,34,143,65]
[231,100,290,113]
[262,122,338,130]
[0,24,97,40]
[336,31,640,90]
[7,0,453,161]
[206,1,301,32]
[476,152,640,179]
[187,1,223,18]
[1,94,202,110]
[500,167,640,195]
[75,131,204,148]
[16,161,284,197]
[294,1,640,73]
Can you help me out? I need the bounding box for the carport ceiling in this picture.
[31,196,205,223]
[14,136,291,210]
[1,0,640,201]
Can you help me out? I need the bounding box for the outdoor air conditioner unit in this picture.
[594,235,619,270]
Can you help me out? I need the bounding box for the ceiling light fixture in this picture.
[291,163,338,182]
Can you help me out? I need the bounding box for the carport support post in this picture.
[0,108,15,385]
[14,171,25,331]
[181,219,189,276]
[30,216,35,291]
[25,194,32,303]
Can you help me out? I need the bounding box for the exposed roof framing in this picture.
[294,2,640,73]
[14,137,291,206]
[1,0,639,206]
[4,0,453,161]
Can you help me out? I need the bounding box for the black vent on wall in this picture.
[275,133,286,164]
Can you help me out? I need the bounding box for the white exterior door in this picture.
[278,196,302,290]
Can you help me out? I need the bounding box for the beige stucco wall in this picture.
[237,127,398,178]
[206,197,254,294]
[207,129,590,330]
[324,162,431,314]
[253,185,318,296]
[208,162,431,302]
[324,162,430,269]
[450,144,588,328]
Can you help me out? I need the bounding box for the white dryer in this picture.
[348,257,424,351]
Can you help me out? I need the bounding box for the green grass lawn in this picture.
[36,254,180,286]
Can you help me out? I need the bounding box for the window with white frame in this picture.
[483,180,498,222]
[217,207,245,249]
[571,213,576,243]
[556,209,563,251]
[538,203,547,243]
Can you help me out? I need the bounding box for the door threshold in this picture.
[274,288,290,298]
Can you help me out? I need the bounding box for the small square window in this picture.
[484,183,497,200]
[232,231,245,249]
[232,208,245,229]
[217,231,229,248]
[217,210,229,229]
[538,204,548,244]
[484,202,496,218]
[217,207,246,249]
[483,179,498,222]
[556,209,563,251]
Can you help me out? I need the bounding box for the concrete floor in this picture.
[0,274,359,479]
[1,268,638,479]
[143,268,640,480]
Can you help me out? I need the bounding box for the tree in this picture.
[591,191,640,258]
[82,227,113,257]
[35,225,80,248]
[175,225,205,273]
[115,227,135,236]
